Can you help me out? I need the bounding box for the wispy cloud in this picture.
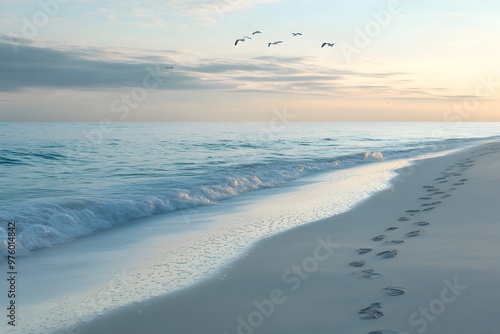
[86,0,281,25]
[0,35,209,91]
[166,0,282,21]
[0,34,451,100]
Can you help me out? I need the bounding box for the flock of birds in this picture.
[164,31,334,70]
[234,31,335,48]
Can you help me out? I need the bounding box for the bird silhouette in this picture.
[165,64,175,69]
[252,31,262,35]
[321,42,335,48]
[235,38,245,46]
[268,41,283,47]
[292,32,302,36]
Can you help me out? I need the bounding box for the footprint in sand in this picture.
[405,230,424,238]
[414,221,430,226]
[372,235,387,242]
[453,182,465,186]
[419,196,433,200]
[449,187,457,191]
[357,248,373,255]
[398,217,410,222]
[442,194,452,198]
[385,227,399,232]
[422,207,436,211]
[369,331,398,334]
[384,240,404,245]
[423,185,435,189]
[381,286,405,296]
[376,250,398,259]
[460,178,468,182]
[354,269,382,279]
[434,177,446,181]
[349,260,366,268]
[359,302,384,319]
[406,209,420,214]
[438,180,448,184]
[431,191,445,195]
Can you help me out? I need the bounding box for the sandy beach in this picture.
[76,141,500,334]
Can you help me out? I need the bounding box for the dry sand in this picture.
[79,141,500,334]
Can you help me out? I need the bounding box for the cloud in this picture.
[0,35,227,91]
[86,0,281,26]
[0,35,447,100]
[167,0,281,21]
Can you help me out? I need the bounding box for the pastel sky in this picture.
[0,0,499,121]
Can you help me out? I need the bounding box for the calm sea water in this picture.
[1,122,499,257]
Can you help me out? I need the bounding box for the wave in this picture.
[0,149,393,257]
[0,149,66,165]
[1,134,498,257]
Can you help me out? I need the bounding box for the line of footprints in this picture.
[348,157,475,334]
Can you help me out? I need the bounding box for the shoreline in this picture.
[75,141,499,333]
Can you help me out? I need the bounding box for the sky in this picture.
[0,0,499,121]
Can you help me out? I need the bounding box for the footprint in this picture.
[405,230,423,238]
[349,260,366,268]
[357,248,373,255]
[434,177,446,181]
[355,269,382,279]
[384,240,404,245]
[376,250,398,259]
[423,185,435,189]
[426,188,438,192]
[372,235,387,241]
[438,180,448,184]
[419,197,433,200]
[369,331,398,334]
[460,178,468,182]
[421,203,433,207]
[453,182,465,186]
[449,187,457,191]
[359,302,384,319]
[406,209,420,214]
[398,217,410,222]
[414,221,430,226]
[431,191,445,195]
[422,207,435,211]
[431,201,442,205]
[385,227,399,232]
[442,194,451,199]
[381,286,405,296]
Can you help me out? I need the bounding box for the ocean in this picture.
[1,122,499,333]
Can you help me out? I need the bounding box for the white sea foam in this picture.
[0,151,396,257]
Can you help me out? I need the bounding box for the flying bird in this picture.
[292,32,302,36]
[165,64,175,69]
[321,42,335,48]
[235,35,253,46]
[268,41,283,47]
[252,31,262,35]
[235,38,246,46]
